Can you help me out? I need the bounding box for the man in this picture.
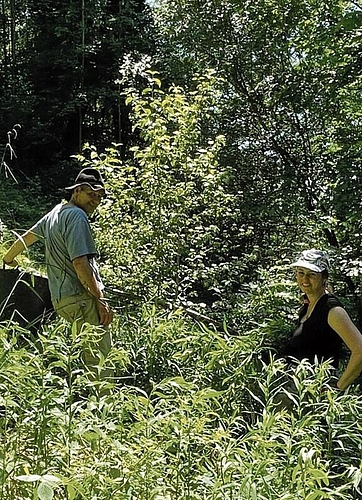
[2,167,114,379]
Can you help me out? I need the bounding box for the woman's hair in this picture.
[321,269,333,292]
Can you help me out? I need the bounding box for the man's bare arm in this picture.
[72,255,113,327]
[3,230,39,267]
[72,255,103,299]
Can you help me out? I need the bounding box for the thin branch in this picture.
[106,286,239,335]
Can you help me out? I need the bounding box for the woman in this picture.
[280,249,362,390]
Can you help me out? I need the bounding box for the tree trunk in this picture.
[1,0,8,83]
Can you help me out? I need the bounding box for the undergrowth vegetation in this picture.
[0,303,361,499]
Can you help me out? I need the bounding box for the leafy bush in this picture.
[74,73,254,317]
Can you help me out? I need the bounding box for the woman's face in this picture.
[295,266,325,296]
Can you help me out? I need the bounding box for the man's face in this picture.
[73,185,105,214]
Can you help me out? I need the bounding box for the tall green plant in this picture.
[79,72,236,308]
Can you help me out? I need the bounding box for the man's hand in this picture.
[97,298,114,327]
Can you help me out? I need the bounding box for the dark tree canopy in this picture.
[0,0,154,185]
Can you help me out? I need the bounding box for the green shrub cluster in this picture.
[0,306,361,499]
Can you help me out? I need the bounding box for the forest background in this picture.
[1,0,362,499]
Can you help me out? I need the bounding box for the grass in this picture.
[0,307,361,500]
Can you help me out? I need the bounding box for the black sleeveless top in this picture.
[280,293,343,368]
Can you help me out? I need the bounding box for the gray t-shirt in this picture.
[31,203,103,301]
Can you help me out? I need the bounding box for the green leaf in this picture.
[194,388,225,400]
[167,377,194,389]
[308,468,329,485]
[66,485,76,500]
[250,482,258,500]
[291,465,300,482]
[37,482,54,500]
[305,491,326,500]
[15,474,42,482]
[42,475,61,483]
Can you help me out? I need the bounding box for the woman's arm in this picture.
[328,306,362,390]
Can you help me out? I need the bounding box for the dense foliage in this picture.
[1,0,362,498]
[152,0,362,325]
